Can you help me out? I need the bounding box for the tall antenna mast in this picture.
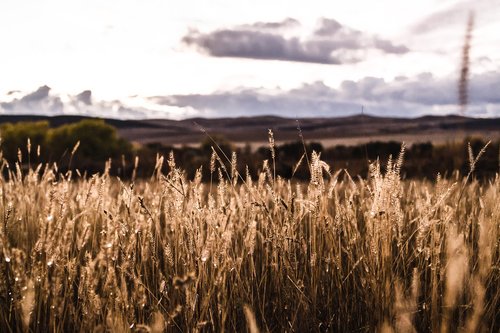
[458,11,474,115]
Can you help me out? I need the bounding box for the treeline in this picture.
[140,137,499,181]
[0,119,498,180]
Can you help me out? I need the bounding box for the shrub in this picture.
[46,119,132,163]
[0,121,49,162]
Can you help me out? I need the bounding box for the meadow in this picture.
[0,139,498,332]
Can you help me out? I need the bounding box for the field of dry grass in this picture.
[0,141,499,332]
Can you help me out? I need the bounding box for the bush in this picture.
[0,121,49,162]
[46,119,132,163]
[0,119,132,174]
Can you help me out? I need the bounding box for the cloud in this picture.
[1,85,63,113]
[184,30,343,64]
[182,17,409,64]
[152,71,500,118]
[76,90,92,105]
[314,18,343,36]
[411,0,499,34]
[2,71,499,120]
[20,85,51,103]
[372,38,410,54]
[0,86,195,120]
[245,17,300,30]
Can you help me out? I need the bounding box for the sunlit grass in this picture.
[0,142,498,332]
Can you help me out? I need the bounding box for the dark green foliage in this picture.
[46,119,131,162]
[0,119,132,174]
[0,121,49,162]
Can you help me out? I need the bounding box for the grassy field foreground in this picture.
[0,144,499,332]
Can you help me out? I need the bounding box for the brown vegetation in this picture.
[0,139,498,332]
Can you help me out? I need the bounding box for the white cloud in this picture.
[0,86,196,120]
[152,71,500,118]
[1,70,499,119]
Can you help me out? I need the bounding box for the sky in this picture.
[0,0,499,119]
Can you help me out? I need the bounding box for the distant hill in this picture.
[0,114,498,147]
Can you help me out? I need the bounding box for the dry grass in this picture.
[0,141,499,332]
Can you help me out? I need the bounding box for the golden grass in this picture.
[0,143,498,332]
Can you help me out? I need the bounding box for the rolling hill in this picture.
[0,114,498,147]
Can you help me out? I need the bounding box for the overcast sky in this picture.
[0,0,499,119]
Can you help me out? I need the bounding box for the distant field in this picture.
[117,115,500,147]
[0,114,498,148]
[221,130,499,150]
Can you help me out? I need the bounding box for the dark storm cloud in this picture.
[151,71,500,118]
[182,17,409,64]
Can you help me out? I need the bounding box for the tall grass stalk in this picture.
[0,146,498,332]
